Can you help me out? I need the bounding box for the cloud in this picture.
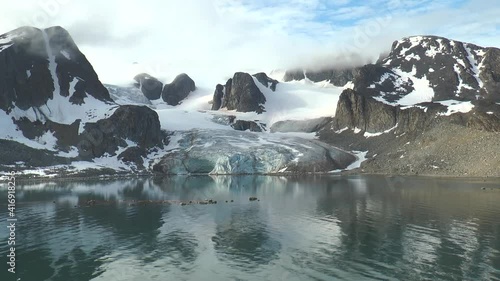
[0,0,498,86]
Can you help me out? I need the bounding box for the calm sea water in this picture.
[0,175,499,281]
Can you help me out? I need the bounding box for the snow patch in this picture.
[436,100,475,116]
[35,131,58,150]
[60,50,71,60]
[405,53,421,61]
[335,127,349,134]
[330,151,368,173]
[464,44,484,88]
[42,30,61,97]
[364,123,398,138]
[394,67,435,106]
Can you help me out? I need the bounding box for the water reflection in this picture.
[212,206,281,271]
[0,175,499,281]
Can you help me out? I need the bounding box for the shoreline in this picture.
[2,169,500,184]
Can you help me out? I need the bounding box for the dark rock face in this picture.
[13,118,80,149]
[270,117,332,133]
[284,68,357,87]
[0,26,112,113]
[283,70,305,82]
[133,73,163,100]
[45,26,111,104]
[352,64,415,103]
[0,139,72,167]
[480,48,500,99]
[325,88,500,138]
[211,84,224,110]
[162,73,196,105]
[329,89,447,134]
[78,105,163,158]
[0,27,54,112]
[118,146,146,167]
[466,111,500,132]
[253,72,279,91]
[231,120,264,132]
[220,72,266,114]
[332,89,398,133]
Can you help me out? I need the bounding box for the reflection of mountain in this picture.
[0,176,499,281]
[212,207,282,271]
[0,181,168,281]
[299,176,500,280]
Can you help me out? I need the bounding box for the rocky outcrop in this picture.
[284,68,358,87]
[270,117,332,133]
[217,72,267,113]
[162,73,196,105]
[133,73,163,100]
[78,105,164,158]
[480,48,500,99]
[118,146,146,168]
[328,89,449,134]
[152,129,356,175]
[253,72,279,91]
[283,70,305,82]
[352,64,414,103]
[231,120,264,132]
[0,26,111,113]
[211,84,224,110]
[13,118,81,150]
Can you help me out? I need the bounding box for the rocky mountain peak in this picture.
[379,35,500,102]
[0,26,111,114]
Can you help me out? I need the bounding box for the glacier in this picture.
[152,129,356,175]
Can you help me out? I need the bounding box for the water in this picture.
[1,175,500,281]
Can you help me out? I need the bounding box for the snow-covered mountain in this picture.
[0,26,117,151]
[284,35,500,134]
[0,26,167,173]
[0,26,360,177]
[380,36,500,101]
[1,26,500,178]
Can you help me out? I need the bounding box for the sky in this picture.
[1,0,499,86]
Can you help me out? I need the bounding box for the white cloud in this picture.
[0,0,498,86]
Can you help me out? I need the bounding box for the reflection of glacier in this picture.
[2,176,500,281]
[212,207,282,270]
[152,129,356,175]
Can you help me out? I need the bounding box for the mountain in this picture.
[0,26,359,178]
[0,26,165,172]
[286,36,500,102]
[301,36,500,177]
[1,26,499,178]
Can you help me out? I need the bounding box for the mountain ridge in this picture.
[1,26,500,178]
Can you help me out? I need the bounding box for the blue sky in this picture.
[0,0,498,85]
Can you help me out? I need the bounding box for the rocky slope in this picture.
[311,36,500,176]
